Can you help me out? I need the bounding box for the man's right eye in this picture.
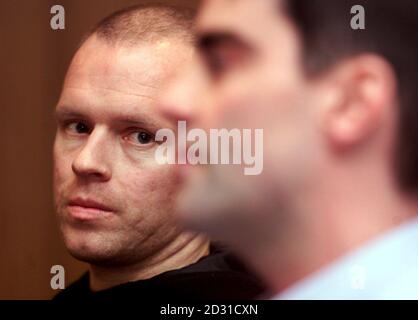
[203,45,247,79]
[204,52,231,78]
[66,121,90,135]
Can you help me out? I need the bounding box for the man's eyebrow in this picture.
[54,108,86,120]
[196,31,252,52]
[55,106,169,131]
[113,115,162,130]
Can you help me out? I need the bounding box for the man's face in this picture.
[54,35,193,265]
[160,0,323,243]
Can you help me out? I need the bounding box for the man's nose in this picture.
[71,127,112,181]
[158,59,204,123]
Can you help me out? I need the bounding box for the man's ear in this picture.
[320,54,397,152]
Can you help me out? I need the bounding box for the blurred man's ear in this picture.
[320,54,397,152]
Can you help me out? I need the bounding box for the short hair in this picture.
[285,0,418,193]
[83,3,196,47]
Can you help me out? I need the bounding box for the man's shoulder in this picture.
[151,244,265,299]
[52,272,89,301]
[52,245,265,300]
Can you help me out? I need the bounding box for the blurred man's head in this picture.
[53,5,204,270]
[159,0,418,270]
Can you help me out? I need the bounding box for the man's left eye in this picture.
[125,130,154,145]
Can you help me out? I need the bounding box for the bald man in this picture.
[53,4,263,301]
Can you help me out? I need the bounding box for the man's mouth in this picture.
[67,197,115,221]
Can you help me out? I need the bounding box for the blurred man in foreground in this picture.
[159,0,418,299]
[53,4,263,300]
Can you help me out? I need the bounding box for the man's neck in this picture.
[240,166,418,296]
[88,233,210,291]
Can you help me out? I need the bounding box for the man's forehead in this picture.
[197,0,283,36]
[66,37,172,92]
[57,37,179,125]
[56,79,175,131]
[63,71,158,100]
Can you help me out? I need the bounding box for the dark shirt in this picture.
[53,245,265,301]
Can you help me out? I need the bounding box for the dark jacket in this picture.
[53,245,265,301]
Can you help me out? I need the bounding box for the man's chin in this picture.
[65,240,113,265]
[178,176,260,244]
[177,190,235,240]
[61,228,118,265]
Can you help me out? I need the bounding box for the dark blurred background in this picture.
[0,0,198,300]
